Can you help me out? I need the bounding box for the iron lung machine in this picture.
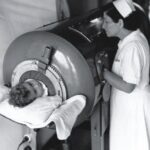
[3,12,111,150]
[3,31,95,125]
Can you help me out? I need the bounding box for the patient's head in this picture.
[9,79,44,107]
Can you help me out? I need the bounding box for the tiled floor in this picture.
[41,121,109,150]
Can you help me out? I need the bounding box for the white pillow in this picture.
[0,95,62,126]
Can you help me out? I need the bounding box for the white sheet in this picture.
[0,96,62,126]
[0,85,86,140]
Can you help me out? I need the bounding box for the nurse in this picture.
[102,0,150,150]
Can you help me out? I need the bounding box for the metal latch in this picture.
[38,46,55,73]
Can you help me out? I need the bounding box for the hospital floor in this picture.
[41,121,109,150]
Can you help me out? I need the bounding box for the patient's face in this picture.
[22,82,37,101]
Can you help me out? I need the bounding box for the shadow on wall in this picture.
[67,0,113,17]
[67,0,99,17]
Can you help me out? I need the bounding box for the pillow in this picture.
[0,95,62,126]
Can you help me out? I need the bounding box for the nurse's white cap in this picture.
[113,0,135,18]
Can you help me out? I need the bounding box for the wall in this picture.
[68,0,99,17]
[68,0,112,17]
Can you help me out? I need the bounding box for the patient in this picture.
[9,79,45,107]
[0,79,86,140]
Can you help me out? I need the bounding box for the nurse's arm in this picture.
[103,69,136,93]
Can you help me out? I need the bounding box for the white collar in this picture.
[118,29,140,48]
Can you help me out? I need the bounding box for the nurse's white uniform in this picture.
[110,29,150,150]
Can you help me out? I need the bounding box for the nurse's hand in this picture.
[103,68,109,78]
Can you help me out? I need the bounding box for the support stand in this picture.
[61,140,70,150]
[91,98,109,150]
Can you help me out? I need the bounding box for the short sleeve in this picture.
[120,43,143,84]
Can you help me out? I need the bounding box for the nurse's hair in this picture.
[134,3,150,44]
[102,2,142,31]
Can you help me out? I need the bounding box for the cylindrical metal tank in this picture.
[3,9,105,125]
[3,31,96,125]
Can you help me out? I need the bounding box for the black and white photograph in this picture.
[0,0,150,150]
